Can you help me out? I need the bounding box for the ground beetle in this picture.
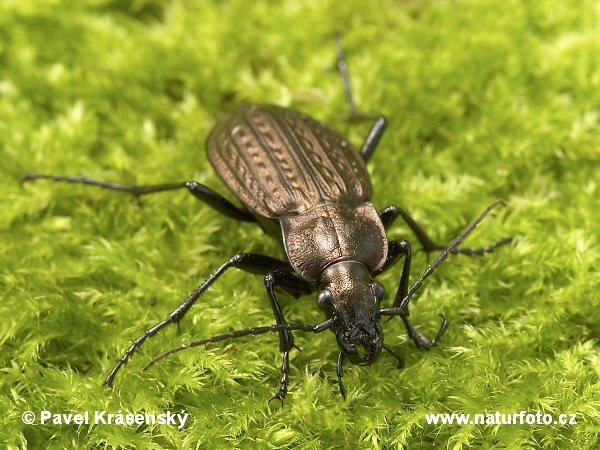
[23,36,511,403]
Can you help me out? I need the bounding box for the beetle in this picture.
[22,37,511,403]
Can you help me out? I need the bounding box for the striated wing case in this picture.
[206,104,373,218]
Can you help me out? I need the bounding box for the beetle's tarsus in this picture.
[402,314,449,349]
[336,352,348,399]
[268,394,285,409]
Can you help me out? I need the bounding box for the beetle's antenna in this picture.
[142,319,335,372]
[381,199,509,316]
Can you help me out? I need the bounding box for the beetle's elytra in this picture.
[22,39,511,403]
[209,104,387,281]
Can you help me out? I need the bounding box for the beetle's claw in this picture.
[268,393,285,409]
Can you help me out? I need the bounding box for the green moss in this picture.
[1,0,599,448]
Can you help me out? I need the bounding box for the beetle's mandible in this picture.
[22,37,511,403]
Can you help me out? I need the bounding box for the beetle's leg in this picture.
[336,352,347,399]
[21,173,256,222]
[375,239,448,349]
[104,253,292,388]
[375,239,413,310]
[264,270,313,405]
[359,116,387,162]
[401,314,450,350]
[333,34,388,162]
[335,33,359,120]
[382,343,404,369]
[378,205,512,255]
[372,239,411,279]
[380,200,507,348]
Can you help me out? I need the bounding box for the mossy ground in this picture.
[1,0,599,448]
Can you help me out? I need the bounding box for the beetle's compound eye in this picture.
[372,281,385,303]
[317,289,334,313]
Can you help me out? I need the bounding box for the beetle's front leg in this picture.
[372,239,412,303]
[375,239,448,349]
[264,270,313,405]
[104,253,292,388]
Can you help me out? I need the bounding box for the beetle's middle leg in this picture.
[373,239,449,349]
[104,253,295,388]
[21,174,256,222]
[379,205,512,255]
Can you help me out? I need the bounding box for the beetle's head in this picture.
[317,261,385,365]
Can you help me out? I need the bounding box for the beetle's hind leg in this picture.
[335,33,370,122]
[378,205,512,255]
[21,173,256,222]
[333,34,388,163]
[264,270,313,405]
